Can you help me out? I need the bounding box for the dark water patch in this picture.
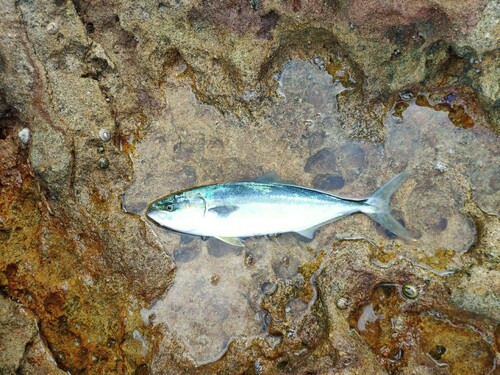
[257,11,279,40]
[180,234,197,244]
[436,217,448,231]
[0,228,11,242]
[121,195,147,214]
[311,174,345,191]
[304,148,337,174]
[207,238,242,257]
[173,247,200,263]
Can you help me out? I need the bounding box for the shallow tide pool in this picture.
[123,59,498,369]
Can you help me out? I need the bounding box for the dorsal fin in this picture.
[254,171,283,184]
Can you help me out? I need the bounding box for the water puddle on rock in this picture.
[122,59,498,365]
[123,60,343,365]
[140,245,259,365]
[387,92,499,217]
[375,91,498,274]
[349,284,496,374]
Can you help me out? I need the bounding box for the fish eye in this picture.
[166,203,174,212]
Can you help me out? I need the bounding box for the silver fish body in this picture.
[146,172,414,246]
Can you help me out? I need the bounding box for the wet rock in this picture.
[286,298,308,317]
[0,295,37,373]
[298,313,323,349]
[18,334,66,375]
[457,0,500,54]
[180,234,197,244]
[477,51,499,104]
[257,11,280,40]
[0,0,498,372]
[29,124,72,198]
[143,252,261,366]
[277,60,344,116]
[0,295,64,374]
[407,179,476,253]
[349,282,496,373]
[181,166,197,185]
[450,266,500,321]
[419,315,495,374]
[317,241,391,372]
[121,197,148,215]
[470,157,500,215]
[272,257,300,279]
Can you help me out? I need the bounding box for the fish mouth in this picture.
[145,208,159,222]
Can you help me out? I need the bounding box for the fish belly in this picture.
[195,199,359,237]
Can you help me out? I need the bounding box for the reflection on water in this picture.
[123,59,498,365]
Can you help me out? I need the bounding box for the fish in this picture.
[146,171,415,246]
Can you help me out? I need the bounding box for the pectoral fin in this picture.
[208,205,239,217]
[216,236,245,247]
[295,226,319,240]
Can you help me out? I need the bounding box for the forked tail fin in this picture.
[361,171,416,241]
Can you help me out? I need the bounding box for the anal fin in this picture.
[216,236,245,247]
[295,226,318,240]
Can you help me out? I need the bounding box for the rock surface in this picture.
[0,0,498,373]
[0,295,64,374]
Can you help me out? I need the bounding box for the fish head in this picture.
[146,191,206,233]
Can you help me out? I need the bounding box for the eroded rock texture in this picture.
[0,0,498,373]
